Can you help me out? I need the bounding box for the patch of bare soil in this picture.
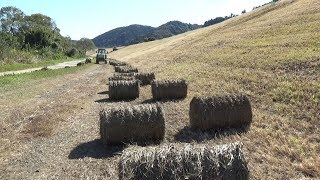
[0,64,120,179]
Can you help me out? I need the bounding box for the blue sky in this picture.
[0,0,271,40]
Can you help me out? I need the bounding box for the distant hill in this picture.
[92,21,201,47]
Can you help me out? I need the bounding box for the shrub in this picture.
[100,104,165,144]
[189,95,252,130]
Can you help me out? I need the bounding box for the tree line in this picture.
[0,6,96,64]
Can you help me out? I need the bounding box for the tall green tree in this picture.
[75,38,96,53]
[0,6,25,35]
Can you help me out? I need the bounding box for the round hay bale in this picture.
[113,72,136,77]
[151,79,188,100]
[189,95,252,130]
[85,58,92,63]
[109,59,128,66]
[109,80,140,100]
[100,104,165,144]
[115,66,138,73]
[108,76,135,82]
[119,142,249,180]
[134,72,155,86]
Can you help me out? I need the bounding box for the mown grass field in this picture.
[109,0,320,178]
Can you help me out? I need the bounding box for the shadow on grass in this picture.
[68,139,125,159]
[95,98,136,103]
[174,125,250,143]
[97,91,109,95]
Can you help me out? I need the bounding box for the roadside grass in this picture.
[109,0,320,178]
[0,57,83,72]
[0,64,92,91]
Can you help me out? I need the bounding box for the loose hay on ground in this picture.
[100,104,165,144]
[134,72,155,86]
[189,95,252,130]
[109,80,139,100]
[151,79,188,100]
[119,142,249,180]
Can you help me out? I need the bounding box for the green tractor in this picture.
[96,48,108,64]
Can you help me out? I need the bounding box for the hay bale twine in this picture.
[119,142,249,180]
[109,80,139,100]
[151,79,188,100]
[189,95,252,130]
[134,72,155,86]
[100,104,165,144]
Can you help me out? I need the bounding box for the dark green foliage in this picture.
[75,38,96,53]
[203,16,232,27]
[93,25,154,47]
[0,6,87,64]
[24,28,53,49]
[151,21,201,39]
[92,21,201,47]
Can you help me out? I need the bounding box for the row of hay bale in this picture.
[100,94,252,144]
[99,95,252,179]
[100,59,251,179]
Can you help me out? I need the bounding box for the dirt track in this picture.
[0,64,119,179]
[0,63,193,179]
[0,60,84,77]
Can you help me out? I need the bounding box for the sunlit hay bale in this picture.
[109,59,128,66]
[108,75,135,82]
[109,80,140,100]
[100,104,165,145]
[134,72,155,86]
[151,79,188,100]
[113,72,136,77]
[189,95,252,130]
[115,66,139,73]
[118,142,249,180]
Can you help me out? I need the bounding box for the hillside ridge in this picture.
[92,21,201,47]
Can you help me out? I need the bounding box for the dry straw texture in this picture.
[113,72,136,77]
[109,80,139,100]
[108,75,135,82]
[119,142,249,180]
[151,79,188,100]
[100,104,165,144]
[134,72,155,85]
[190,95,252,130]
[109,58,128,66]
[115,66,139,73]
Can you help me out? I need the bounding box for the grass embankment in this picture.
[109,0,320,178]
[0,64,92,91]
[0,57,82,72]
